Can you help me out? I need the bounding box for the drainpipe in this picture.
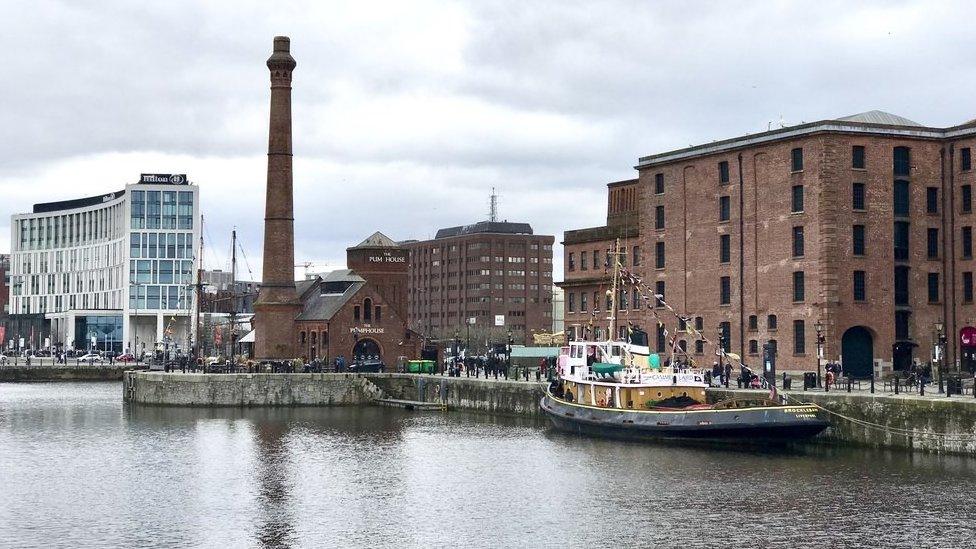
[949,145,958,371]
[737,153,746,358]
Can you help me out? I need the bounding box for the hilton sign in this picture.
[139,173,188,185]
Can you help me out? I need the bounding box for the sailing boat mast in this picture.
[230,228,237,358]
[193,214,204,359]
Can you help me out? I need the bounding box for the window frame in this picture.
[791,147,803,172]
[853,270,866,302]
[852,145,866,169]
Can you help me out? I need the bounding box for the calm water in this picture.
[2,383,975,549]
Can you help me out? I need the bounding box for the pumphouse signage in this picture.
[367,252,407,263]
[139,173,188,185]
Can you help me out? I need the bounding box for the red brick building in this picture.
[559,179,642,341]
[562,111,976,377]
[294,233,418,366]
[405,221,554,346]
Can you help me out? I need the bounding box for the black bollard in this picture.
[847,379,852,393]
[870,374,875,394]
[939,372,944,394]
[920,380,924,396]
[895,376,899,394]
[536,369,541,382]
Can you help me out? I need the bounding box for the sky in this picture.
[1,0,974,281]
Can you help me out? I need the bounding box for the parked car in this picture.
[117,353,136,363]
[77,353,104,363]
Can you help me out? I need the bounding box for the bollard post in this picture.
[947,377,952,397]
[536,370,541,382]
[939,372,944,394]
[920,380,924,396]
[847,379,852,393]
[895,376,899,395]
[870,374,875,394]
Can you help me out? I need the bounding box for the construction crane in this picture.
[295,262,334,279]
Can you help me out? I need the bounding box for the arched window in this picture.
[310,332,317,344]
[364,298,372,322]
[767,314,778,330]
[300,331,307,345]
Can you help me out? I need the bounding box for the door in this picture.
[841,326,873,378]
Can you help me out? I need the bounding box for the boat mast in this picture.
[230,228,237,358]
[193,214,204,360]
[608,238,621,341]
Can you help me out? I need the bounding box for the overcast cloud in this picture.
[2,0,974,280]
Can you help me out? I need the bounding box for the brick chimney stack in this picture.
[254,36,302,359]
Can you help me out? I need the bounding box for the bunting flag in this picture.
[615,265,770,389]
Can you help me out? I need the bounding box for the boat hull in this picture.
[541,392,829,442]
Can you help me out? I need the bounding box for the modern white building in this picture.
[7,173,200,354]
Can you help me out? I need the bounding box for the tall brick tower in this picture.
[254,36,302,359]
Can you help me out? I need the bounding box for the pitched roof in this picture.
[835,110,922,127]
[349,231,400,249]
[297,279,364,321]
[321,269,365,283]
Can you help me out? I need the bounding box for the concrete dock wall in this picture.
[1,365,133,382]
[122,372,976,454]
[708,388,976,454]
[123,372,383,406]
[367,374,546,418]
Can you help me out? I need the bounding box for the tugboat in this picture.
[541,242,828,442]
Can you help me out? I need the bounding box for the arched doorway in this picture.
[352,338,381,363]
[841,326,873,378]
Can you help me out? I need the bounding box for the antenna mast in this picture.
[488,187,498,222]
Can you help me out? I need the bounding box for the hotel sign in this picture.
[140,173,188,185]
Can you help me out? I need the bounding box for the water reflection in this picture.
[3,382,976,549]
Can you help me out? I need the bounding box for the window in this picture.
[749,340,759,355]
[792,185,804,213]
[568,252,575,271]
[695,340,704,354]
[657,325,666,353]
[720,276,731,305]
[893,146,911,176]
[894,180,910,216]
[632,288,640,309]
[631,246,640,266]
[567,292,575,313]
[791,148,803,172]
[928,272,940,303]
[748,315,758,331]
[894,266,910,305]
[963,185,973,213]
[895,311,911,340]
[655,173,665,194]
[719,161,730,184]
[963,226,973,259]
[695,316,703,331]
[853,224,866,256]
[963,147,972,171]
[593,292,599,311]
[580,252,588,271]
[965,272,974,303]
[580,292,588,312]
[793,320,806,354]
[926,187,939,214]
[793,271,805,302]
[719,234,731,263]
[655,241,665,269]
[655,205,665,229]
[768,314,778,330]
[852,145,865,169]
[719,322,731,352]
[852,182,866,210]
[719,196,731,221]
[655,280,665,308]
[363,298,372,322]
[894,222,910,260]
[853,270,866,301]
[592,250,599,269]
[927,228,939,259]
[792,226,804,257]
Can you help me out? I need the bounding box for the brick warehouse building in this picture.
[294,232,418,365]
[561,111,976,376]
[405,221,555,346]
[559,179,642,341]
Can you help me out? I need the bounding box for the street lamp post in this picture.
[815,319,825,389]
[935,321,946,394]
